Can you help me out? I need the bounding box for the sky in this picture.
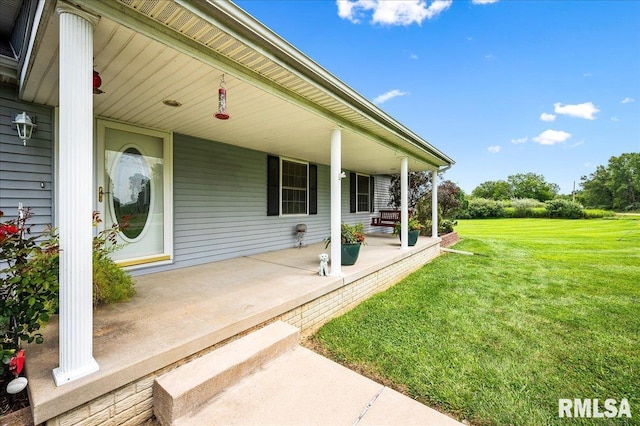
[235,0,640,195]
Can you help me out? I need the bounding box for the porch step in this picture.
[153,321,299,426]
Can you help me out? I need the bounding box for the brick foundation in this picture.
[440,231,460,248]
[45,243,441,425]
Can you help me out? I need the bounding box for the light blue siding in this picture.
[0,84,54,230]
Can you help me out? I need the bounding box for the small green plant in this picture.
[325,223,366,248]
[92,212,135,306]
[392,216,423,235]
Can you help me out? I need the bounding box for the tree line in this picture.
[388,152,639,218]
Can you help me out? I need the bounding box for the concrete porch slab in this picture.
[24,234,440,424]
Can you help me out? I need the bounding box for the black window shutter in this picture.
[309,164,318,215]
[350,172,356,213]
[267,155,280,216]
[369,176,375,212]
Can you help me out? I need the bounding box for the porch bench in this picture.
[371,210,401,228]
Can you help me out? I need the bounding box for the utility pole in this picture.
[572,181,576,202]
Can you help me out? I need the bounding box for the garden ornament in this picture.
[6,349,28,394]
[318,253,329,276]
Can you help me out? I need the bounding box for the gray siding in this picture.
[142,133,332,272]
[0,84,54,230]
[137,133,395,274]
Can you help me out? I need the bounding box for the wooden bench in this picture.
[371,210,401,228]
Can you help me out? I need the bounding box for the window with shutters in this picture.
[281,158,308,215]
[357,173,370,212]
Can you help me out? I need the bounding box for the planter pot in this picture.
[341,243,361,265]
[399,230,420,246]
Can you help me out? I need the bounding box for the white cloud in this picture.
[488,145,501,153]
[410,53,419,60]
[484,53,496,60]
[511,137,528,144]
[540,113,556,122]
[373,89,408,105]
[622,97,635,104]
[583,72,592,78]
[533,129,572,145]
[570,140,584,148]
[553,102,599,120]
[336,0,452,25]
[472,0,499,3]
[611,116,620,122]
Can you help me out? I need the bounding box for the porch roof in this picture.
[18,0,454,175]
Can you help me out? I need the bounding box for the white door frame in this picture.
[96,118,173,269]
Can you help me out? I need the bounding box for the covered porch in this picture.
[25,233,442,424]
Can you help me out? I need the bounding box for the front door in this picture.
[97,119,173,267]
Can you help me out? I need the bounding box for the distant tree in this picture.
[580,153,639,210]
[579,165,613,208]
[388,171,433,209]
[507,173,559,201]
[471,180,513,200]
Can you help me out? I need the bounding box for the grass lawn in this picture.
[311,218,639,425]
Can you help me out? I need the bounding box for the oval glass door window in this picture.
[111,147,151,240]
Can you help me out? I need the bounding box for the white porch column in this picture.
[330,128,342,276]
[432,169,439,239]
[400,157,408,250]
[53,3,100,386]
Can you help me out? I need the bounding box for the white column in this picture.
[400,157,408,250]
[330,128,342,276]
[53,3,100,386]
[432,169,438,239]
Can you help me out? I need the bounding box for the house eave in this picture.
[64,0,453,169]
[182,0,455,167]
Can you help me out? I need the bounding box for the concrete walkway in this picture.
[179,346,463,426]
[155,322,463,426]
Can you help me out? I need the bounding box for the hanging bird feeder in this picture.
[93,70,104,94]
[214,74,230,120]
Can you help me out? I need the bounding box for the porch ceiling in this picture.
[19,0,453,174]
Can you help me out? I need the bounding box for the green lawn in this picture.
[311,218,640,425]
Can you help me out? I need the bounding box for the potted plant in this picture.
[393,216,423,246]
[324,223,366,265]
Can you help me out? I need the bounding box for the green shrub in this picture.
[510,198,545,217]
[439,219,458,235]
[583,209,615,219]
[92,212,135,306]
[545,199,584,219]
[1,208,59,375]
[93,253,135,305]
[460,198,506,219]
[624,202,640,212]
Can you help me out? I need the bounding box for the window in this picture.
[350,172,374,213]
[267,155,317,216]
[357,174,370,212]
[281,159,308,215]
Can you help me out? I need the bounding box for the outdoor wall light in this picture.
[214,74,230,120]
[12,112,36,146]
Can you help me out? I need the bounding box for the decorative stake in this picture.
[215,74,230,120]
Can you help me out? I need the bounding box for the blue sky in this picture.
[236,0,640,194]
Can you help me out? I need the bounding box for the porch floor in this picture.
[25,233,441,424]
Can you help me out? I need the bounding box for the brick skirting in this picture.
[440,231,460,248]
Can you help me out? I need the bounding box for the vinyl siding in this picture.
[136,133,395,274]
[0,84,54,230]
[139,133,332,273]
